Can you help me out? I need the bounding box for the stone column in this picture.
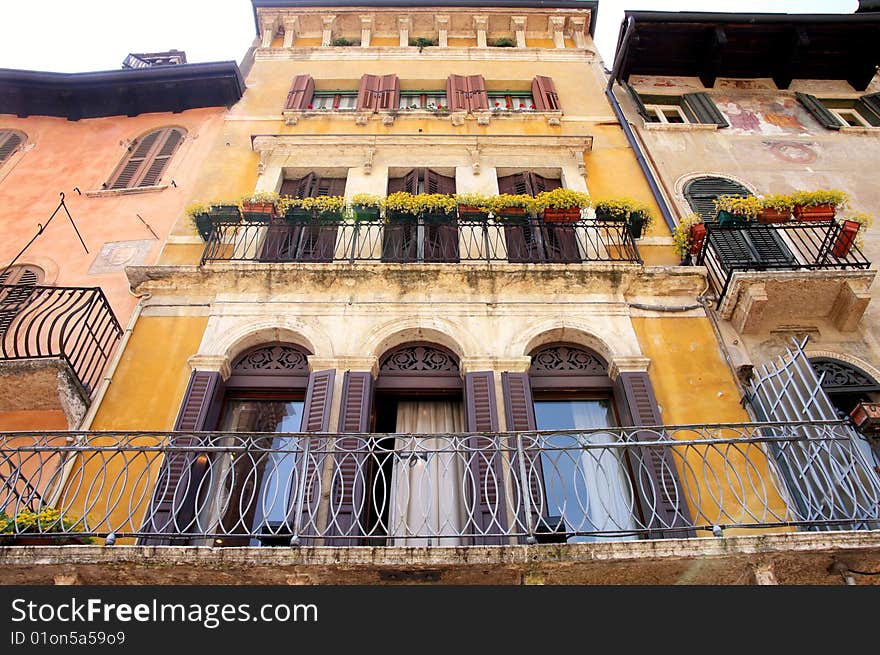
[261,17,277,48]
[549,16,566,49]
[569,16,587,48]
[360,15,373,47]
[282,16,299,48]
[435,15,450,47]
[398,16,411,48]
[321,15,336,47]
[474,15,489,48]
[511,16,527,48]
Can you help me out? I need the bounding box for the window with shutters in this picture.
[104,127,186,190]
[487,92,537,112]
[310,91,359,110]
[796,92,880,129]
[0,265,45,338]
[0,130,27,168]
[383,169,458,263]
[684,177,751,223]
[398,92,448,110]
[625,84,729,128]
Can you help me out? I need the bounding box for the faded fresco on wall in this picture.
[714,95,818,135]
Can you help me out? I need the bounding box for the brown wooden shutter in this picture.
[138,128,184,187]
[542,224,581,263]
[294,369,336,543]
[108,127,185,189]
[424,223,460,262]
[466,75,489,111]
[357,74,381,112]
[424,169,455,195]
[312,176,346,197]
[387,177,406,194]
[285,74,315,110]
[324,371,373,545]
[0,130,25,164]
[465,372,507,544]
[497,172,532,196]
[614,371,694,539]
[532,76,560,111]
[447,74,469,111]
[530,173,561,194]
[378,74,400,111]
[141,370,224,544]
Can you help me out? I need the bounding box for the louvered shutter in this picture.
[466,75,489,111]
[387,177,406,194]
[497,172,532,196]
[856,93,880,126]
[381,221,418,262]
[377,74,400,111]
[138,128,184,187]
[623,82,650,120]
[424,223,460,262]
[504,222,542,263]
[325,371,373,545]
[795,92,843,130]
[682,92,729,127]
[541,224,581,263]
[706,228,756,272]
[285,74,315,110]
[746,228,797,269]
[0,266,41,339]
[614,372,693,538]
[357,74,382,112]
[464,372,507,544]
[684,177,751,222]
[293,369,336,544]
[424,169,455,195]
[530,173,561,194]
[531,76,560,112]
[0,131,24,164]
[142,370,224,544]
[312,176,346,197]
[447,74,469,111]
[108,131,160,189]
[501,372,545,541]
[280,172,316,199]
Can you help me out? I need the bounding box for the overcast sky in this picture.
[0,1,860,73]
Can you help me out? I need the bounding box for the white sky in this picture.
[0,1,861,73]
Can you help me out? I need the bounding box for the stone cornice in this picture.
[254,45,595,62]
[251,133,593,153]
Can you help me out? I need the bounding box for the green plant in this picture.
[713,195,761,219]
[488,194,536,216]
[491,37,516,47]
[534,188,592,211]
[454,193,493,211]
[185,201,210,217]
[384,192,456,216]
[332,37,358,46]
[593,197,653,226]
[301,195,346,213]
[239,190,280,208]
[758,194,795,213]
[672,213,703,258]
[350,193,384,209]
[0,507,92,543]
[409,37,436,48]
[790,189,850,209]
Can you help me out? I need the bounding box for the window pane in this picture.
[337,94,358,110]
[313,95,335,109]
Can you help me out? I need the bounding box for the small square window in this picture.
[833,108,872,128]
[645,104,689,124]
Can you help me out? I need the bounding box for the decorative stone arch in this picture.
[673,171,759,224]
[806,349,880,388]
[376,341,463,392]
[513,321,641,373]
[359,316,474,362]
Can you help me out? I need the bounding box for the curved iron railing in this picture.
[0,285,122,395]
[201,219,641,264]
[1,421,878,545]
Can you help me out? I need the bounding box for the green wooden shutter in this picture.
[795,92,843,130]
[745,228,797,269]
[684,177,751,222]
[856,93,880,126]
[682,92,729,127]
[708,228,756,272]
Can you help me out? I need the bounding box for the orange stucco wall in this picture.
[0,410,68,431]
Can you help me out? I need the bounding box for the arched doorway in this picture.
[811,357,880,419]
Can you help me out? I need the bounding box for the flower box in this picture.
[793,204,835,221]
[208,204,242,222]
[494,207,529,220]
[423,211,456,224]
[542,207,582,223]
[627,213,649,239]
[457,205,489,221]
[241,201,277,223]
[689,223,707,255]
[717,210,749,227]
[193,213,217,241]
[594,207,626,222]
[283,207,313,223]
[850,402,880,433]
[352,205,380,221]
[1,535,91,546]
[831,220,861,258]
[757,208,791,224]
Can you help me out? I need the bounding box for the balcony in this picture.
[201,218,641,265]
[0,285,122,425]
[696,222,875,332]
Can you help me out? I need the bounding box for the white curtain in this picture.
[388,400,466,546]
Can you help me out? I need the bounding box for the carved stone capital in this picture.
[608,357,651,379]
[252,136,279,154]
[549,16,566,49]
[321,14,336,46]
[460,357,532,375]
[571,148,586,176]
[189,355,232,380]
[511,16,528,47]
[260,17,278,48]
[569,16,587,48]
[282,16,299,48]
[474,15,488,48]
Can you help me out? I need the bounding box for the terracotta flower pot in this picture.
[542,207,582,223]
[850,402,880,433]
[757,208,791,224]
[458,205,489,221]
[689,223,707,255]
[241,201,277,222]
[831,220,861,258]
[495,206,529,220]
[793,204,835,221]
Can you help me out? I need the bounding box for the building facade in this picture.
[1,2,878,585]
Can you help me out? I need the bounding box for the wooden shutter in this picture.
[0,130,24,164]
[623,81,650,119]
[504,223,542,263]
[424,223,460,262]
[387,177,406,194]
[795,92,843,130]
[302,369,335,431]
[296,225,337,262]
[706,228,756,271]
[530,173,561,194]
[541,224,581,263]
[0,266,42,338]
[381,221,418,262]
[497,172,532,196]
[424,169,455,195]
[746,228,797,269]
[856,93,880,126]
[285,74,315,110]
[377,74,400,111]
[682,92,729,127]
[107,127,185,189]
[464,372,507,544]
[312,176,346,197]
[615,372,693,538]
[357,74,382,112]
[325,371,373,545]
[684,177,751,222]
[447,74,469,111]
[532,76,560,111]
[142,370,224,544]
[466,75,489,111]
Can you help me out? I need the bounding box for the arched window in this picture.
[684,176,751,222]
[105,127,186,190]
[811,357,880,420]
[0,130,27,166]
[0,265,45,336]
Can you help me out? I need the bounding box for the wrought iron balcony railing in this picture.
[696,221,872,308]
[2,422,878,545]
[0,285,123,395]
[201,218,641,265]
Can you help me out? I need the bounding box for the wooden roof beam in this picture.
[772,26,810,90]
[699,26,727,89]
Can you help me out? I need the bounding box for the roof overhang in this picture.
[0,62,245,120]
[251,1,599,36]
[611,11,880,91]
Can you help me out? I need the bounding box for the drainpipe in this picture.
[604,17,676,232]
